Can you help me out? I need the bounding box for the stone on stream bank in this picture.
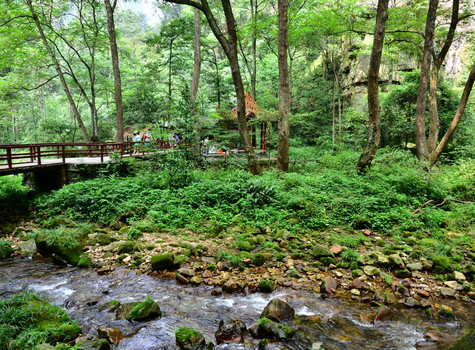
[215,319,247,344]
[175,327,210,350]
[115,297,162,321]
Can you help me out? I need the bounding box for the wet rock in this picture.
[223,278,242,293]
[330,244,345,255]
[260,299,295,322]
[424,331,445,342]
[215,319,247,344]
[440,287,456,298]
[97,327,124,344]
[151,253,174,271]
[176,327,207,350]
[363,265,380,276]
[374,305,394,323]
[416,289,430,298]
[395,269,411,278]
[320,276,337,294]
[351,289,361,296]
[77,339,110,350]
[311,245,333,259]
[250,318,295,340]
[406,262,423,271]
[404,297,420,307]
[450,327,475,350]
[97,266,113,275]
[398,284,410,297]
[211,287,223,296]
[385,293,397,304]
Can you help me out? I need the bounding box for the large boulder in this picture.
[260,299,295,322]
[34,229,86,266]
[215,319,247,344]
[151,253,175,271]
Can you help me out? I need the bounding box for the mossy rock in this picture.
[432,256,453,273]
[251,253,267,266]
[252,317,295,340]
[450,327,475,350]
[175,327,207,350]
[117,297,161,321]
[35,229,86,266]
[118,241,136,254]
[151,252,175,271]
[52,323,82,341]
[311,244,333,259]
[174,255,189,267]
[0,240,14,259]
[395,269,411,278]
[77,253,92,267]
[320,257,336,266]
[258,279,276,293]
[260,298,295,322]
[77,338,110,350]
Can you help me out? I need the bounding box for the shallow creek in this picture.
[1,258,473,350]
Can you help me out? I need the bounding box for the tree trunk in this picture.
[431,61,475,166]
[104,0,124,142]
[250,0,257,99]
[277,0,290,172]
[356,0,389,174]
[191,8,201,157]
[414,0,439,161]
[26,0,90,142]
[427,0,459,153]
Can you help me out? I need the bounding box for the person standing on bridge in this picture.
[133,131,141,155]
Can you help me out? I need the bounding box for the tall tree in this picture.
[165,0,261,175]
[191,8,202,156]
[414,0,439,163]
[356,0,389,174]
[104,0,124,142]
[25,0,90,141]
[277,0,290,172]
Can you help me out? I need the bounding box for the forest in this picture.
[0,0,475,349]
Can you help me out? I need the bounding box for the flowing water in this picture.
[0,257,473,350]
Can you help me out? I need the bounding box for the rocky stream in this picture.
[1,256,474,350]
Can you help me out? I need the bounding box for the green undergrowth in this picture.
[0,176,32,216]
[0,292,81,350]
[35,148,474,236]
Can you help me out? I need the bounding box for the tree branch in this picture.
[413,198,475,214]
[20,74,59,91]
[0,15,32,27]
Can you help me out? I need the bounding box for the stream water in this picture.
[1,257,473,350]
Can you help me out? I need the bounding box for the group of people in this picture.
[132,128,152,155]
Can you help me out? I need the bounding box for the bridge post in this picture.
[6,148,12,169]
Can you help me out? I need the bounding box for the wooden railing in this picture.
[0,140,172,170]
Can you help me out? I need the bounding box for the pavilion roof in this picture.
[226,91,272,121]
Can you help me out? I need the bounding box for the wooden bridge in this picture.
[0,140,172,176]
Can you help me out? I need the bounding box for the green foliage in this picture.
[0,176,31,215]
[0,292,80,350]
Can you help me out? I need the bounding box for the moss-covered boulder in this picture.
[432,256,453,273]
[258,279,276,293]
[250,318,295,341]
[450,327,475,350]
[175,327,207,350]
[260,299,295,322]
[116,297,161,321]
[77,338,111,350]
[311,244,333,259]
[0,240,14,259]
[34,228,87,266]
[151,252,175,271]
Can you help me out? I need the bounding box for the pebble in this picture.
[453,271,466,281]
[351,289,361,296]
[440,287,456,298]
[444,281,461,290]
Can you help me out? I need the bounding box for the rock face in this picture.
[175,327,207,350]
[215,319,247,344]
[260,299,295,322]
